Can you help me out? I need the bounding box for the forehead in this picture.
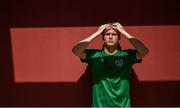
[105,28,117,33]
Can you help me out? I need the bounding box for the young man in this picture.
[72,22,149,107]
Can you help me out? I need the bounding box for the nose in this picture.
[109,34,113,39]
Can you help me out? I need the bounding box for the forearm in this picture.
[72,32,99,57]
[122,31,149,58]
[72,23,110,57]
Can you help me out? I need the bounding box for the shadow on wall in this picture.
[130,70,180,107]
[0,63,180,106]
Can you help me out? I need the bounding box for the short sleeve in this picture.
[80,49,98,64]
[126,49,142,65]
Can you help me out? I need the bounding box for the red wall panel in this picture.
[10,26,180,82]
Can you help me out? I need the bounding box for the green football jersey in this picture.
[81,48,141,107]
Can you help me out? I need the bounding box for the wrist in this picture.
[93,31,101,37]
[121,31,134,39]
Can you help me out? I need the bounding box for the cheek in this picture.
[102,36,107,40]
[114,36,119,41]
[102,35,104,40]
[103,36,108,41]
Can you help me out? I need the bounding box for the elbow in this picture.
[137,48,149,59]
[72,47,84,58]
[144,48,149,56]
[141,48,149,58]
[72,47,75,54]
[142,48,149,56]
[72,47,77,56]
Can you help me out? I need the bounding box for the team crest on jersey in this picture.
[100,58,104,63]
[115,59,124,68]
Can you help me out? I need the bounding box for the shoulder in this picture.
[123,49,142,63]
[84,48,101,54]
[123,49,137,53]
[84,48,101,58]
[80,48,100,63]
[117,49,137,55]
[120,49,137,58]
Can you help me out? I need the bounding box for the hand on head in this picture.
[95,22,126,37]
[98,22,125,35]
[111,22,125,33]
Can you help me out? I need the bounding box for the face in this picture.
[103,28,120,47]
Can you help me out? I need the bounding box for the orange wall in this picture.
[8,26,180,107]
[10,26,180,82]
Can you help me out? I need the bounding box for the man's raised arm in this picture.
[72,24,109,59]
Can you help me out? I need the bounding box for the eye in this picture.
[112,33,118,36]
[105,33,110,35]
[104,33,118,36]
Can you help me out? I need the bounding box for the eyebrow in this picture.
[105,33,118,35]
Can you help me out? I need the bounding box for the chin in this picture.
[106,43,116,46]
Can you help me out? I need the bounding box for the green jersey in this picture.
[81,49,141,107]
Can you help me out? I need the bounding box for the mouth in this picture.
[108,41,114,43]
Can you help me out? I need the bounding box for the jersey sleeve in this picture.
[126,49,142,65]
[80,48,98,64]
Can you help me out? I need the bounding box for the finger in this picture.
[113,22,122,27]
[111,25,117,28]
[103,24,111,28]
[99,24,111,30]
[111,24,117,27]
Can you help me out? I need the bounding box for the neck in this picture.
[103,45,118,55]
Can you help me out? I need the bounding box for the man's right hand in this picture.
[72,23,111,59]
[95,24,111,36]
